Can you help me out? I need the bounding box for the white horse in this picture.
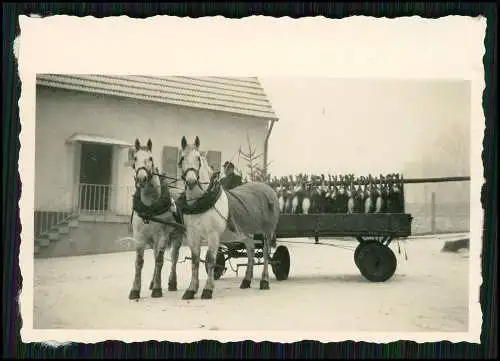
[177,136,280,300]
[128,138,184,300]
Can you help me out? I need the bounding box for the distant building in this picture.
[34,75,279,257]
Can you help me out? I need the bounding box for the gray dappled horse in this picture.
[177,136,280,300]
[128,138,183,300]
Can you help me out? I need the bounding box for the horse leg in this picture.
[201,234,219,299]
[149,242,157,290]
[150,235,167,298]
[240,235,255,289]
[259,233,271,290]
[182,241,201,300]
[129,245,145,300]
[168,236,181,291]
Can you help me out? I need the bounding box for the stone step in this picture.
[48,232,60,241]
[37,237,50,247]
[58,225,70,235]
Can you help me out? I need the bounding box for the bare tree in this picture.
[238,133,272,182]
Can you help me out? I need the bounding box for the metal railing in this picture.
[76,183,134,216]
[35,182,184,239]
[75,183,183,215]
[35,190,76,239]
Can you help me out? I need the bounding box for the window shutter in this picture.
[125,148,135,167]
[162,146,179,178]
[206,150,222,172]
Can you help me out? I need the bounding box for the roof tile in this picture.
[36,74,279,121]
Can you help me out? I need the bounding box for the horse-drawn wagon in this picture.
[128,136,414,301]
[206,173,413,284]
[207,212,412,283]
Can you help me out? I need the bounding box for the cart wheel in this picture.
[357,242,397,282]
[205,250,226,280]
[271,245,290,281]
[354,240,378,269]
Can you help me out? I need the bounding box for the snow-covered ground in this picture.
[33,234,469,332]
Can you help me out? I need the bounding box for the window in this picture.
[162,146,222,184]
[162,146,179,179]
[206,150,222,172]
[125,148,135,167]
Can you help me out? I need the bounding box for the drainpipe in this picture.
[263,119,276,179]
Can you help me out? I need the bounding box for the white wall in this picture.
[35,86,268,211]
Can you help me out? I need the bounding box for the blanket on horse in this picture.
[225,182,280,235]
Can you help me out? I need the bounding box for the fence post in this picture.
[430,191,436,234]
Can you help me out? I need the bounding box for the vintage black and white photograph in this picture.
[18,16,485,344]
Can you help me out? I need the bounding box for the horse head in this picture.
[132,138,156,189]
[179,135,212,191]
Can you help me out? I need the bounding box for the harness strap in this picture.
[178,172,222,215]
[132,178,173,223]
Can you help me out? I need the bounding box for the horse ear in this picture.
[147,138,152,151]
[135,139,140,151]
[194,136,200,149]
[181,136,187,150]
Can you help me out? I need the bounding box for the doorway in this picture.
[79,142,113,212]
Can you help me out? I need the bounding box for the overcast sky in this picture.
[259,77,471,179]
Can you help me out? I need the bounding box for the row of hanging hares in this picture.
[266,173,405,215]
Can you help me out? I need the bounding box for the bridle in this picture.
[133,148,156,190]
[134,166,154,188]
[178,152,213,193]
[179,154,201,185]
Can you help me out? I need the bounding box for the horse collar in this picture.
[180,174,222,215]
[132,181,173,223]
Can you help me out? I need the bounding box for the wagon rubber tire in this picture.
[271,245,290,281]
[205,250,226,280]
[357,242,397,282]
[354,240,378,269]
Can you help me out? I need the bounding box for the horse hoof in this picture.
[240,279,251,289]
[201,289,213,299]
[168,281,177,292]
[129,290,140,300]
[260,280,270,290]
[149,281,154,290]
[151,288,163,298]
[182,290,196,300]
